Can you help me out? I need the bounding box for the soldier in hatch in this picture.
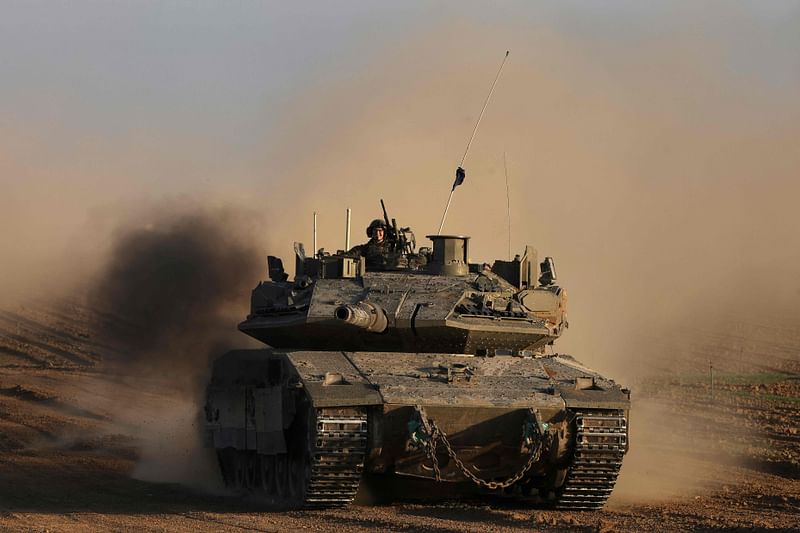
[349,219,393,270]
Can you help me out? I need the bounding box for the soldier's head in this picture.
[366,219,386,243]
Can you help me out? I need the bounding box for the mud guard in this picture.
[287,351,383,408]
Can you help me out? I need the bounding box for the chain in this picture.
[427,437,442,482]
[414,406,545,490]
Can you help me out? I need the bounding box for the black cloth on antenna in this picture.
[452,166,466,191]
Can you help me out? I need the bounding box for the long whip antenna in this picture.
[438,51,510,235]
[504,151,511,260]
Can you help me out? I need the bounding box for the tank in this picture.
[203,209,630,510]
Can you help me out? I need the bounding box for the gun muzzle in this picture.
[334,301,388,333]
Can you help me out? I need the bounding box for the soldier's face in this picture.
[374,227,385,242]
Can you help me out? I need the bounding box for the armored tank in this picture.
[203,209,630,510]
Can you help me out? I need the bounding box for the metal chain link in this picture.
[416,407,545,490]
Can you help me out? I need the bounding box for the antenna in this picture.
[504,151,511,260]
[438,51,510,235]
[345,208,351,250]
[313,211,318,257]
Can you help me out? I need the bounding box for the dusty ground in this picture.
[0,299,798,532]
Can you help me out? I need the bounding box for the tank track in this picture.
[302,409,368,508]
[554,408,628,510]
[216,407,367,508]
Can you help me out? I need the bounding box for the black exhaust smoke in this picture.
[89,206,266,391]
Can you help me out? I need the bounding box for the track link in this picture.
[303,409,368,508]
[555,408,628,510]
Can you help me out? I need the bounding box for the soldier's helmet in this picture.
[366,219,387,238]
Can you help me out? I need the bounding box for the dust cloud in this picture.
[112,386,225,492]
[81,203,268,487]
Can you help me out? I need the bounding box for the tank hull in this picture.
[204,349,630,509]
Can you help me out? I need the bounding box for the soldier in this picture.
[349,219,393,270]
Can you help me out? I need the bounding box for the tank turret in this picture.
[239,204,567,356]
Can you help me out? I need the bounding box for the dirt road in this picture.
[0,300,798,532]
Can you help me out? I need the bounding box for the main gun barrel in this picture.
[334,301,388,333]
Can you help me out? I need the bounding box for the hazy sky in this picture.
[1,3,429,189]
[2,2,799,377]
[3,2,797,196]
